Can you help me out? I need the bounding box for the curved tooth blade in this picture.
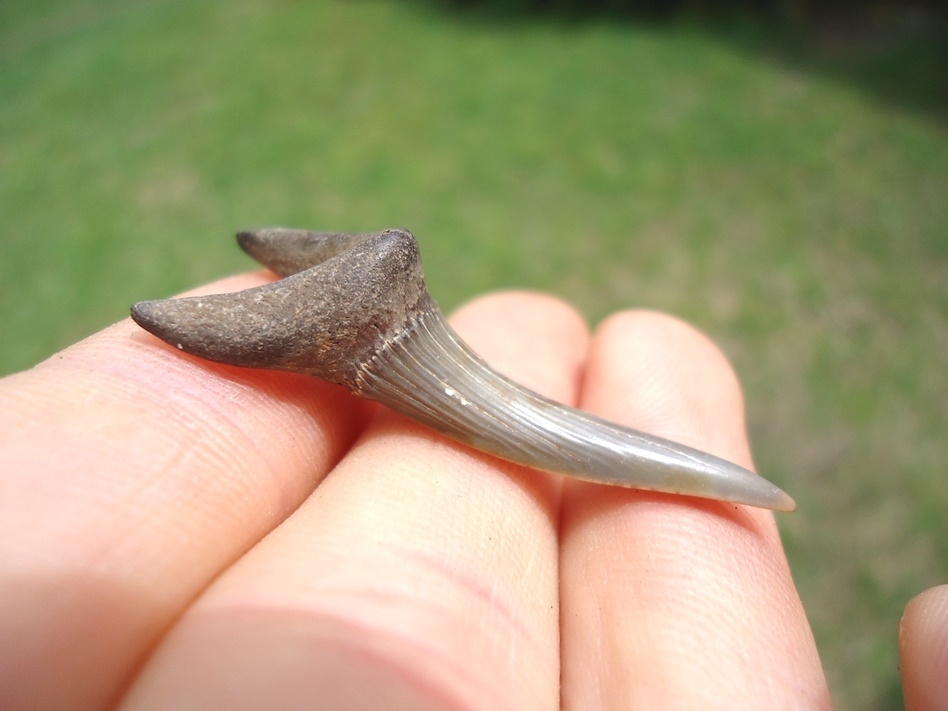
[354,309,796,512]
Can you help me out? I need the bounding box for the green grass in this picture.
[2,1,946,707]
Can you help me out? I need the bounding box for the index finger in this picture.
[0,274,371,711]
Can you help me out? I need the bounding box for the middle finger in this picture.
[121,292,588,711]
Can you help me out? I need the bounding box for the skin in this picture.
[0,277,941,710]
[900,585,948,711]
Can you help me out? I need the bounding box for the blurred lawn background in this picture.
[1,0,945,707]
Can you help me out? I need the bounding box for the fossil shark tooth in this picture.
[131,228,795,512]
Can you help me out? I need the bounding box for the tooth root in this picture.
[131,284,326,376]
[237,228,383,277]
[132,229,431,386]
[131,227,796,512]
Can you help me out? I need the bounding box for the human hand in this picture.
[0,279,941,709]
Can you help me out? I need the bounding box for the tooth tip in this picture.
[735,477,795,512]
[768,488,797,512]
[731,471,797,512]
